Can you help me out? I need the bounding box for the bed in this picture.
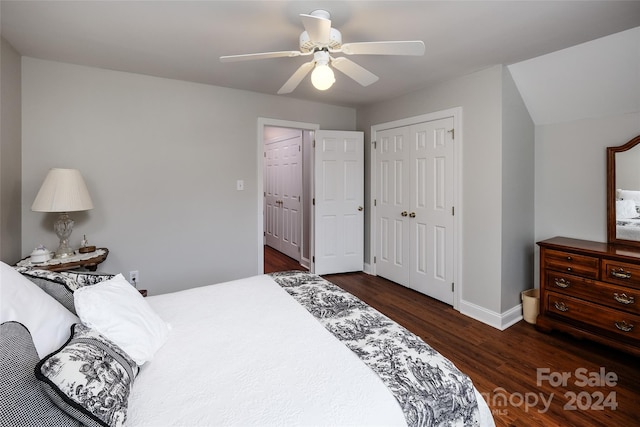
[1,262,494,427]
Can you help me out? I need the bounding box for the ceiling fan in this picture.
[219,10,425,94]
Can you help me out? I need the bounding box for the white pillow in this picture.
[616,199,638,219]
[0,261,79,358]
[74,274,169,365]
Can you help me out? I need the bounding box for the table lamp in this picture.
[31,168,94,258]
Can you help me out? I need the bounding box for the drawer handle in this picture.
[610,268,632,280]
[614,321,634,332]
[554,278,570,288]
[566,256,572,261]
[566,267,572,272]
[554,301,569,312]
[613,293,635,305]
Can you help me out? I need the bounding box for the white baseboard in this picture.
[459,299,523,330]
[363,262,373,275]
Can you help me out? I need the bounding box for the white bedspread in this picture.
[127,274,406,426]
[127,274,494,426]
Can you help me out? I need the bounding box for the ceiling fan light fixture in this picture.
[220,10,425,95]
[311,63,335,90]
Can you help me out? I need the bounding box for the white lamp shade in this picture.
[31,168,94,212]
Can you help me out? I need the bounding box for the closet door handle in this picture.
[409,212,416,218]
[401,211,408,217]
[358,206,363,211]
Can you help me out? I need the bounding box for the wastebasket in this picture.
[521,289,540,324]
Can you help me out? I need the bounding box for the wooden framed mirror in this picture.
[607,134,640,248]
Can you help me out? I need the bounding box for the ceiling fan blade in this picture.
[220,51,302,62]
[339,41,425,56]
[331,57,379,87]
[277,61,315,94]
[300,13,331,44]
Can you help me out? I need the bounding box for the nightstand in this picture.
[16,248,109,272]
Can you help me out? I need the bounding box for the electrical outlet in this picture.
[129,271,139,287]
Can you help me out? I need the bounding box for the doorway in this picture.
[263,125,313,270]
[257,119,365,276]
[257,118,319,274]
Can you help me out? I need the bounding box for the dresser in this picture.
[537,237,640,356]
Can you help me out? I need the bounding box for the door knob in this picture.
[409,212,416,218]
[358,206,364,211]
[401,211,408,217]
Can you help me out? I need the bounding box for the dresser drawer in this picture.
[546,271,640,315]
[546,292,640,342]
[544,249,599,279]
[602,259,640,290]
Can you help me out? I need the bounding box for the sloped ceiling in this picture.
[1,1,640,110]
[509,27,640,125]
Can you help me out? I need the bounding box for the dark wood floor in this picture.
[264,246,640,427]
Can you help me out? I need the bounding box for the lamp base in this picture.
[54,244,75,259]
[53,212,76,259]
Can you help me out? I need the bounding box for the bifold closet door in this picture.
[376,117,455,305]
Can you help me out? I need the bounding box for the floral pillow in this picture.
[35,323,139,427]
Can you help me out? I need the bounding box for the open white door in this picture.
[313,130,364,275]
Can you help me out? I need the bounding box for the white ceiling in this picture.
[2,1,640,109]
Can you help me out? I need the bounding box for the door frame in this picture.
[256,118,319,274]
[369,107,463,310]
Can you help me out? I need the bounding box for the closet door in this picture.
[409,118,455,305]
[375,117,455,306]
[376,127,411,286]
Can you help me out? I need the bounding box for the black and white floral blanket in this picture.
[269,271,480,427]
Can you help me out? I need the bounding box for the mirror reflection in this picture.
[614,142,640,241]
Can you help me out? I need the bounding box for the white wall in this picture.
[500,67,535,312]
[21,57,356,295]
[358,65,506,315]
[534,112,640,285]
[0,37,22,264]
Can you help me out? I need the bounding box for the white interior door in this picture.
[280,135,302,260]
[264,141,281,249]
[264,134,302,260]
[313,130,364,275]
[375,117,455,305]
[410,118,454,305]
[376,127,410,286]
